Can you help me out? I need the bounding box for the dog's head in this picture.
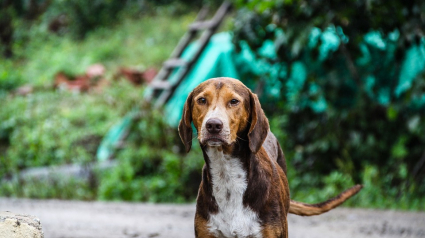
[178,77,269,154]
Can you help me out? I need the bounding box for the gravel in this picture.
[1,198,424,238]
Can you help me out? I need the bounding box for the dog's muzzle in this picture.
[203,118,227,146]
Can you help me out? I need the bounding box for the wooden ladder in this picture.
[96,2,232,161]
[146,1,232,108]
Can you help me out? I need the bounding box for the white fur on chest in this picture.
[206,147,262,238]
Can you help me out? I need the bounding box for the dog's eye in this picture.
[197,97,207,105]
[230,99,239,105]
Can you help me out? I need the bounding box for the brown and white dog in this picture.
[178,77,362,238]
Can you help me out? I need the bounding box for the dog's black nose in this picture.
[206,118,223,134]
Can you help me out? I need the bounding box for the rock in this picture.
[0,211,44,238]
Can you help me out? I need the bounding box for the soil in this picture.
[1,198,424,238]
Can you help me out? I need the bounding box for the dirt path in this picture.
[1,198,424,238]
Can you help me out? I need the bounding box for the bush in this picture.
[0,10,201,202]
[0,81,204,202]
[98,106,204,202]
[18,13,191,87]
[233,1,425,210]
[0,60,24,94]
[45,0,130,39]
[0,81,143,186]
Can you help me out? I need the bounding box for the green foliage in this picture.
[0,60,23,94]
[2,0,425,211]
[1,13,192,88]
[0,176,96,200]
[0,81,204,202]
[0,81,143,179]
[234,0,425,62]
[98,106,203,202]
[0,83,204,202]
[0,10,203,202]
[47,0,130,39]
[234,1,425,210]
[1,0,202,58]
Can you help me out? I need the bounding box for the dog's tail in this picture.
[289,184,363,216]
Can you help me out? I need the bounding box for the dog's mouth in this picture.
[202,136,227,146]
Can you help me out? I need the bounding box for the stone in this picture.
[0,211,44,238]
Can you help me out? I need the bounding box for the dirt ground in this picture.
[1,198,424,238]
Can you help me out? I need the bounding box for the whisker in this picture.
[191,133,199,142]
[237,136,248,142]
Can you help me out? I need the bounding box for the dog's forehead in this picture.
[192,77,249,98]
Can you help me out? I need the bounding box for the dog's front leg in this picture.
[195,215,217,238]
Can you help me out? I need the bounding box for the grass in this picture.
[0,81,143,170]
[1,9,425,210]
[0,11,198,198]
[5,12,196,88]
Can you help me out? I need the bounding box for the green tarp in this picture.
[97,30,425,161]
[164,33,240,126]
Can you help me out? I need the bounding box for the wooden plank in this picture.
[156,2,232,105]
[149,81,172,89]
[189,20,215,31]
[147,6,211,103]
[163,58,188,68]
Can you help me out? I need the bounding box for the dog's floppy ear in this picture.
[248,91,269,154]
[178,92,193,153]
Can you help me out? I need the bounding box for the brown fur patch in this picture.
[191,78,250,145]
[248,93,269,153]
[178,92,194,153]
[261,224,287,238]
[194,214,215,238]
[195,164,218,221]
[243,147,290,226]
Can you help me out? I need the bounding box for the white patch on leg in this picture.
[206,147,262,238]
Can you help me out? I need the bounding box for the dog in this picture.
[178,77,362,238]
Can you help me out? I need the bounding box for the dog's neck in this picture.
[199,137,255,205]
[201,139,263,237]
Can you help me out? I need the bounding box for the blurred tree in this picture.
[0,0,51,57]
[0,0,14,58]
[0,0,224,57]
[52,0,129,39]
[232,0,425,199]
[234,0,424,63]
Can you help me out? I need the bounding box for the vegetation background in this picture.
[0,0,424,210]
